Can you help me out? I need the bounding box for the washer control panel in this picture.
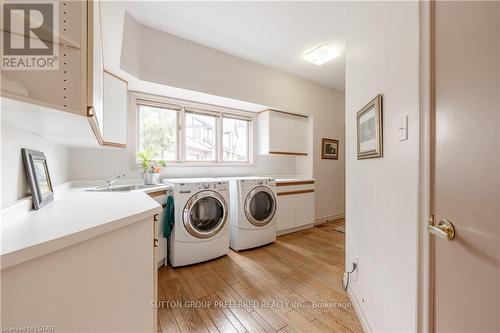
[178,181,228,191]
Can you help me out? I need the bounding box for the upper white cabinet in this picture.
[1,1,87,114]
[87,0,104,135]
[102,71,128,146]
[258,110,309,156]
[0,1,122,148]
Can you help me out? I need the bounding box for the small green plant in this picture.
[137,151,152,173]
[137,151,166,174]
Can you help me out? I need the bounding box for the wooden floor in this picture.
[157,220,362,333]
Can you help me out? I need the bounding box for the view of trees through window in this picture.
[223,117,249,161]
[138,100,252,163]
[138,105,177,160]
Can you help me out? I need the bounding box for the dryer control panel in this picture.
[240,178,276,189]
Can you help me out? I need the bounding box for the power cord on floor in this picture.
[342,262,357,291]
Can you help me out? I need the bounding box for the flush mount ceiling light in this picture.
[304,44,341,66]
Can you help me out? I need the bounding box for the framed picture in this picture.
[357,94,383,159]
[21,149,54,209]
[322,138,339,160]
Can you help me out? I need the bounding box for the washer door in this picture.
[244,186,277,227]
[183,190,228,239]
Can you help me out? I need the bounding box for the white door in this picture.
[430,2,500,332]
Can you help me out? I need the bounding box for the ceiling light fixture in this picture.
[304,44,341,66]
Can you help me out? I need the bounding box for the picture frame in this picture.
[321,138,339,160]
[357,94,383,159]
[21,149,54,209]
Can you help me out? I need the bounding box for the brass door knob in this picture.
[427,219,455,240]
[154,238,159,248]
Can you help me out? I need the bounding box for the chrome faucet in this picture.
[104,173,125,187]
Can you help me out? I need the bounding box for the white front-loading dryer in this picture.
[228,177,277,251]
[165,178,230,267]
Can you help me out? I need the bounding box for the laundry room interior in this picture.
[3,1,498,333]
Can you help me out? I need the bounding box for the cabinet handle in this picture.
[154,238,159,248]
[154,214,159,222]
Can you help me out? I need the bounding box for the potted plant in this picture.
[137,151,166,185]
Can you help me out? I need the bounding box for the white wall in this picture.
[69,148,296,181]
[74,11,346,221]
[136,17,346,221]
[344,2,419,332]
[1,122,70,209]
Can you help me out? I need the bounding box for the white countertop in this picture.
[272,176,315,183]
[162,175,314,183]
[1,183,169,270]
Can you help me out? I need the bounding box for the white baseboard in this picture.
[314,213,345,226]
[276,223,314,236]
[347,286,373,333]
[157,258,166,268]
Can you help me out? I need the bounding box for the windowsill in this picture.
[135,161,254,168]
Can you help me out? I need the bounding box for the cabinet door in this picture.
[0,1,86,115]
[268,112,291,153]
[294,192,315,227]
[103,71,127,145]
[155,207,168,265]
[289,115,308,154]
[152,215,158,329]
[276,195,296,231]
[86,0,104,132]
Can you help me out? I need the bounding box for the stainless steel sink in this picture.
[86,184,161,192]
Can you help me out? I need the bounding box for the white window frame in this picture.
[132,92,255,166]
[221,113,253,164]
[184,107,219,163]
[136,99,181,162]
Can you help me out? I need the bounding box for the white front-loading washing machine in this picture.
[164,178,230,267]
[228,177,277,251]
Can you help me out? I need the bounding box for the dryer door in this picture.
[244,186,277,227]
[183,190,228,239]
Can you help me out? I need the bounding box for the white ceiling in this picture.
[120,1,347,91]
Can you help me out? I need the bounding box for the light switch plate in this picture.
[399,115,408,141]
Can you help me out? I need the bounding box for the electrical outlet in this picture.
[354,256,359,268]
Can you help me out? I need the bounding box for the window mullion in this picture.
[179,107,186,162]
[217,113,223,163]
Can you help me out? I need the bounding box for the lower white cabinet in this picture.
[1,216,157,332]
[276,195,296,231]
[148,190,169,266]
[276,181,315,234]
[294,192,315,227]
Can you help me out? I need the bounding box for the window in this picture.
[185,112,217,161]
[223,117,249,162]
[138,104,178,161]
[136,96,253,164]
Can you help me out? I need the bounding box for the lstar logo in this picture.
[1,1,59,70]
